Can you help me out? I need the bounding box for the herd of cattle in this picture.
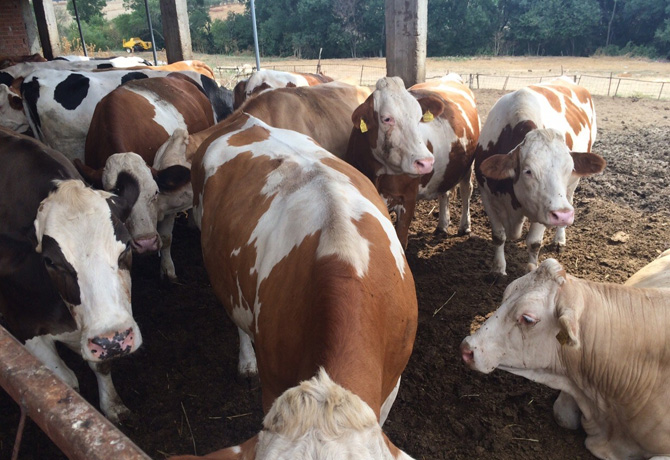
[0,53,669,460]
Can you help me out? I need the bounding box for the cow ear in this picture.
[555,275,580,348]
[351,95,375,133]
[108,172,140,223]
[417,95,445,121]
[73,159,104,189]
[480,148,519,180]
[154,165,191,192]
[0,233,33,277]
[571,151,606,177]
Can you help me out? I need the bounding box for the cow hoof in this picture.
[457,227,471,236]
[106,405,135,425]
[484,272,507,285]
[236,371,260,390]
[555,243,566,254]
[433,227,448,237]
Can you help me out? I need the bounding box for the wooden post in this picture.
[20,0,41,55]
[385,0,427,87]
[31,0,60,59]
[607,72,613,96]
[159,0,193,63]
[614,78,621,97]
[659,82,665,100]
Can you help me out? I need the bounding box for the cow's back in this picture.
[240,81,370,158]
[192,113,417,412]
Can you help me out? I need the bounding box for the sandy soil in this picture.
[1,80,669,459]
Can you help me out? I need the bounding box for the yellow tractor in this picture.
[123,37,152,53]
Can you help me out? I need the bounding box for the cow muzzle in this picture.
[548,208,574,227]
[460,341,475,367]
[131,234,160,253]
[87,328,136,361]
[414,157,435,175]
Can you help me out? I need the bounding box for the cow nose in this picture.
[460,341,474,365]
[549,209,575,227]
[131,234,160,253]
[414,157,435,174]
[87,328,135,361]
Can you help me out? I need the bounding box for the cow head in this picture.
[75,152,191,255]
[460,258,581,376]
[479,128,605,227]
[169,369,413,460]
[351,76,439,176]
[0,83,30,134]
[33,178,142,362]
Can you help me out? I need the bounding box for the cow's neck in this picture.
[559,280,670,411]
[345,130,384,185]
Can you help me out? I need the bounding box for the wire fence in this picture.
[216,63,670,101]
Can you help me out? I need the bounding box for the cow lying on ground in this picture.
[0,126,142,422]
[474,78,605,278]
[347,74,480,247]
[0,53,46,69]
[169,112,417,459]
[461,257,670,460]
[232,68,333,109]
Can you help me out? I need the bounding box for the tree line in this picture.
[59,0,670,59]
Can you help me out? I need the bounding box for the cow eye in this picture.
[520,314,538,326]
[523,169,532,177]
[43,256,55,268]
[382,116,394,125]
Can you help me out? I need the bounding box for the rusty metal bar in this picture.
[0,325,152,460]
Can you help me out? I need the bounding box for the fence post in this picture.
[607,72,613,96]
[468,73,473,89]
[476,73,480,89]
[614,78,621,97]
[360,66,365,86]
[502,76,509,91]
[577,75,582,85]
[659,82,665,100]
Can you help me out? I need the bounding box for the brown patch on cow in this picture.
[233,78,248,110]
[563,96,592,140]
[475,121,536,210]
[285,82,296,88]
[565,132,574,150]
[351,94,379,149]
[530,85,562,113]
[438,140,473,194]
[250,82,271,97]
[227,125,271,147]
[7,92,22,110]
[299,72,334,85]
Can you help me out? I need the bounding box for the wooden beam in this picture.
[385,0,427,87]
[159,0,193,63]
[20,0,41,55]
[32,0,60,59]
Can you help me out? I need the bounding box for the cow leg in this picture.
[238,328,258,377]
[526,222,546,271]
[88,361,132,423]
[457,171,473,236]
[158,213,177,282]
[394,197,416,249]
[379,376,401,427]
[489,216,507,277]
[553,390,581,430]
[435,191,450,235]
[24,335,79,390]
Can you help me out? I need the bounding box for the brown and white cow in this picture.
[75,74,211,280]
[170,112,417,459]
[347,74,480,247]
[0,53,46,69]
[461,257,670,460]
[0,126,142,422]
[232,68,333,109]
[474,77,606,277]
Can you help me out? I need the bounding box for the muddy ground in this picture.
[1,89,669,459]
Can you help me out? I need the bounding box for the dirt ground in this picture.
[1,84,670,458]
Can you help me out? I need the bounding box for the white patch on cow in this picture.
[125,85,188,134]
[255,368,414,460]
[379,376,401,427]
[231,247,241,257]
[245,69,310,97]
[199,116,406,334]
[34,180,141,362]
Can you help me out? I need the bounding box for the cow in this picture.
[624,248,670,289]
[346,74,480,247]
[474,78,606,278]
[0,53,46,69]
[460,257,670,460]
[145,60,216,79]
[168,112,417,459]
[0,126,142,422]
[15,67,232,161]
[72,74,219,280]
[233,68,333,109]
[0,56,150,82]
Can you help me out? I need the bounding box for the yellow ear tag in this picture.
[423,110,434,122]
[359,119,368,133]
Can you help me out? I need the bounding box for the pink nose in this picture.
[460,341,474,365]
[87,328,135,361]
[549,209,575,227]
[414,157,435,174]
[131,234,159,253]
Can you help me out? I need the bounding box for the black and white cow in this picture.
[12,68,233,161]
[0,126,141,422]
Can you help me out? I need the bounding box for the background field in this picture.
[1,56,669,459]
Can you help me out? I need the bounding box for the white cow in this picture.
[474,78,606,277]
[461,257,670,460]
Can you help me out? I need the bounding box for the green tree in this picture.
[67,0,107,23]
